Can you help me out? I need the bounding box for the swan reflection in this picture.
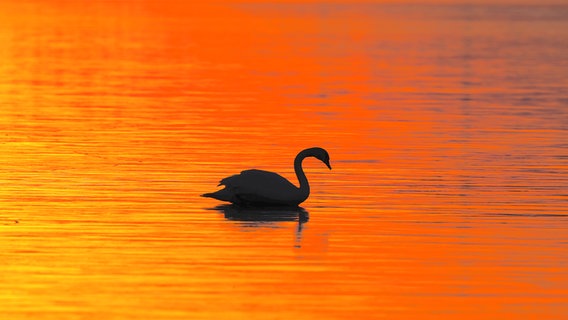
[210,205,309,247]
[212,204,309,223]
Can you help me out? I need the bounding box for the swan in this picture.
[201,147,332,206]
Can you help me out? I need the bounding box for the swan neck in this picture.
[294,150,310,197]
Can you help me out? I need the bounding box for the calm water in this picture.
[1,1,567,319]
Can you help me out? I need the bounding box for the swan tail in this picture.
[201,188,233,202]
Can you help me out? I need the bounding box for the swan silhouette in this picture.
[201,147,332,206]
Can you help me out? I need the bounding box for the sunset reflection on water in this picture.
[1,1,567,319]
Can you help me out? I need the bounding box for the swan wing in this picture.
[218,169,300,205]
[221,169,293,187]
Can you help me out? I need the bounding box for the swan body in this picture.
[201,147,332,206]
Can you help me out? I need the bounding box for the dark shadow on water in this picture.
[208,205,309,247]
[211,204,309,223]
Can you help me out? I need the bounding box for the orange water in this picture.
[1,2,567,319]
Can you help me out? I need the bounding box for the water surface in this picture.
[1,2,567,319]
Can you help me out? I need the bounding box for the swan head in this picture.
[308,147,332,170]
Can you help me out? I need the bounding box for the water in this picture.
[1,2,567,319]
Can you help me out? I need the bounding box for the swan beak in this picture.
[325,161,332,170]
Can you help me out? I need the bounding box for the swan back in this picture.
[204,169,305,206]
